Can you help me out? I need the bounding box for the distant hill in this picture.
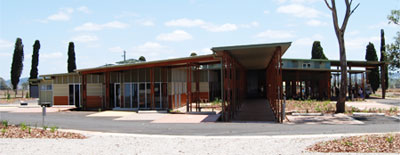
[5,77,29,87]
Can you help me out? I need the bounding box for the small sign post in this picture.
[42,105,46,126]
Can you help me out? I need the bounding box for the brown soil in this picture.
[307,134,400,153]
[1,124,86,139]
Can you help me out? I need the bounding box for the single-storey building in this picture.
[36,42,387,122]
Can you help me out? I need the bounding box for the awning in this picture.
[211,42,291,69]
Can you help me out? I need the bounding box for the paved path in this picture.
[233,98,275,122]
[347,98,400,110]
[0,110,398,136]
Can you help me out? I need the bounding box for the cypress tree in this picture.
[67,42,77,73]
[365,42,380,93]
[380,29,388,91]
[29,40,40,79]
[138,56,146,62]
[10,38,24,96]
[311,41,328,59]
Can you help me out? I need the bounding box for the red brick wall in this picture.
[87,96,102,108]
[53,96,68,105]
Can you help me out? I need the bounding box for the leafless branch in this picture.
[350,3,360,15]
[324,0,333,10]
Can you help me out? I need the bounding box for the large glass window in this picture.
[154,83,161,109]
[124,84,131,108]
[139,83,146,108]
[132,84,138,108]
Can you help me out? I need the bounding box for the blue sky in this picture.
[0,0,399,80]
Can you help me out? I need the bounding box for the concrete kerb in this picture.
[291,113,323,116]
[57,128,400,139]
[352,112,386,117]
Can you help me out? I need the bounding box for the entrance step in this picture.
[138,110,168,114]
[233,99,276,122]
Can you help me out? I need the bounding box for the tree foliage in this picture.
[10,38,24,92]
[324,0,359,113]
[138,56,146,62]
[29,40,40,79]
[67,42,77,73]
[386,10,400,71]
[365,42,380,93]
[380,29,388,90]
[387,10,400,25]
[190,52,197,57]
[311,41,328,59]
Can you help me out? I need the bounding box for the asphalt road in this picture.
[1,111,399,136]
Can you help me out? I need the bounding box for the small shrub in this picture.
[20,122,27,131]
[342,141,353,146]
[43,125,48,130]
[386,135,394,143]
[389,107,398,113]
[50,126,58,132]
[28,127,31,134]
[1,128,6,135]
[6,93,10,100]
[25,92,29,98]
[212,98,222,106]
[2,120,8,128]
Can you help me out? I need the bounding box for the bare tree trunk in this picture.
[337,37,347,113]
[324,0,359,113]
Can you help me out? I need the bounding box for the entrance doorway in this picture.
[246,70,266,98]
[110,83,121,108]
[69,84,81,107]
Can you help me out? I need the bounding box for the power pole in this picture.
[122,50,126,61]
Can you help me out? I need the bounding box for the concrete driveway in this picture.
[0,108,399,136]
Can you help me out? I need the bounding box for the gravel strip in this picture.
[1,131,398,155]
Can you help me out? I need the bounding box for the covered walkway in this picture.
[233,99,276,122]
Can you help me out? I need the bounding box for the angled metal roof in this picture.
[211,42,292,70]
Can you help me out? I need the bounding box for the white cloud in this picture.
[41,52,63,59]
[74,21,128,31]
[114,11,139,19]
[108,46,124,53]
[190,48,213,55]
[102,21,128,29]
[263,10,270,14]
[240,22,259,28]
[165,18,238,32]
[202,23,238,32]
[346,36,380,50]
[277,4,322,18]
[0,39,13,49]
[293,34,324,46]
[156,30,193,42]
[71,34,99,43]
[0,52,11,57]
[47,8,74,21]
[255,30,295,39]
[306,19,328,26]
[129,42,175,60]
[136,19,155,26]
[165,18,205,27]
[290,0,319,3]
[77,6,90,14]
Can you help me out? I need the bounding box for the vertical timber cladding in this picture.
[221,51,245,121]
[266,47,283,123]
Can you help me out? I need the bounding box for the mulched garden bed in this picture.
[1,123,86,139]
[307,133,400,153]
